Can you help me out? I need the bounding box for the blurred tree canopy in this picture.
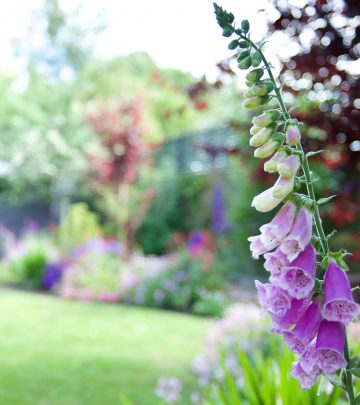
[0,0,245,204]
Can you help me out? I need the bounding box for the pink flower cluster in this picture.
[250,202,360,389]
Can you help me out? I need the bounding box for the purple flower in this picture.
[277,155,300,179]
[248,235,268,259]
[286,124,301,146]
[313,320,347,374]
[274,300,322,354]
[280,208,313,262]
[255,281,292,316]
[211,181,231,234]
[264,248,289,283]
[259,202,296,250]
[155,377,182,403]
[272,175,295,199]
[270,295,310,329]
[275,244,316,299]
[322,260,360,325]
[187,231,204,255]
[264,150,287,173]
[42,261,68,290]
[291,343,321,389]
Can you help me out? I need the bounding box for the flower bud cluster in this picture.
[249,202,360,388]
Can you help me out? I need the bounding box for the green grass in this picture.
[0,288,208,405]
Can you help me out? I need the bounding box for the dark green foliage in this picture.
[136,174,211,255]
[22,250,47,288]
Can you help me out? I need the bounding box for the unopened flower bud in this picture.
[250,125,261,136]
[228,39,239,50]
[272,175,295,199]
[222,26,233,37]
[237,50,250,62]
[250,127,273,147]
[252,80,274,96]
[277,155,301,178]
[264,150,288,173]
[251,51,262,67]
[244,87,257,99]
[241,19,250,33]
[243,96,269,109]
[254,139,280,158]
[252,186,284,212]
[238,40,248,48]
[246,68,264,83]
[286,124,301,146]
[238,56,252,69]
[252,110,281,127]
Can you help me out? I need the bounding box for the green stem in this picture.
[344,334,356,404]
[238,31,355,402]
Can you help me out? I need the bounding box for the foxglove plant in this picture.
[214,3,360,402]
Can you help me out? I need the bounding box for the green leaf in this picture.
[350,368,360,378]
[327,376,346,390]
[326,229,337,240]
[306,150,325,158]
[317,195,337,206]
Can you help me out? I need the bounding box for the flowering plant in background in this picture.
[214,4,360,402]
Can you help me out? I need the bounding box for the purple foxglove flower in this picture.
[251,187,284,212]
[280,208,313,261]
[264,247,289,283]
[275,300,322,354]
[291,342,321,389]
[212,181,231,234]
[299,342,318,374]
[291,362,319,390]
[313,320,347,374]
[255,281,292,316]
[322,260,360,325]
[259,202,296,250]
[264,150,287,173]
[272,175,295,199]
[270,295,310,329]
[286,124,301,146]
[275,244,316,299]
[277,155,300,179]
[248,235,268,259]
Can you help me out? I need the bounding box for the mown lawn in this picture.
[0,288,208,405]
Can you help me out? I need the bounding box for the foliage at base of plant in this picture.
[201,337,343,405]
[125,251,227,317]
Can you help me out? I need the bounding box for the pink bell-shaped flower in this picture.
[313,320,347,374]
[270,295,311,329]
[275,244,316,299]
[248,235,268,259]
[275,300,322,354]
[286,124,301,146]
[291,343,321,389]
[259,202,296,250]
[280,208,313,262]
[255,281,292,317]
[322,260,360,325]
[248,202,296,257]
[264,247,289,283]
